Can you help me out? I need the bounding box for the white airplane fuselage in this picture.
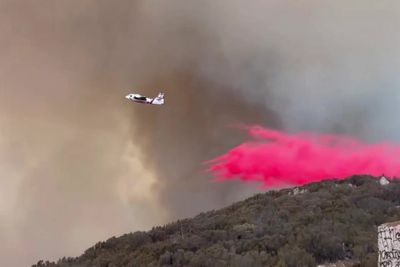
[125,92,164,105]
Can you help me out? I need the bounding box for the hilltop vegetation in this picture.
[33,175,400,267]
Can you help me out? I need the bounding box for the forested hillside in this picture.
[33,175,400,267]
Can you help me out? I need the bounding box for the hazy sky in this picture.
[1,1,400,266]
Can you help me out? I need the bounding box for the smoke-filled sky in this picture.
[1,1,400,266]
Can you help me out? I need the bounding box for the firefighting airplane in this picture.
[125,92,165,105]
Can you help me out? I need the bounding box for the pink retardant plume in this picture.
[206,126,400,189]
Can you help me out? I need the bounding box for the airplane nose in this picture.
[125,95,130,99]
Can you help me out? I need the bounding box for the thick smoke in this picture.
[0,0,399,266]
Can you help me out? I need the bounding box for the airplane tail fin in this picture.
[152,92,165,105]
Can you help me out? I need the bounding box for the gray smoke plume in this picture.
[0,1,399,266]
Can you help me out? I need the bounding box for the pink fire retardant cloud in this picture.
[206,126,400,188]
